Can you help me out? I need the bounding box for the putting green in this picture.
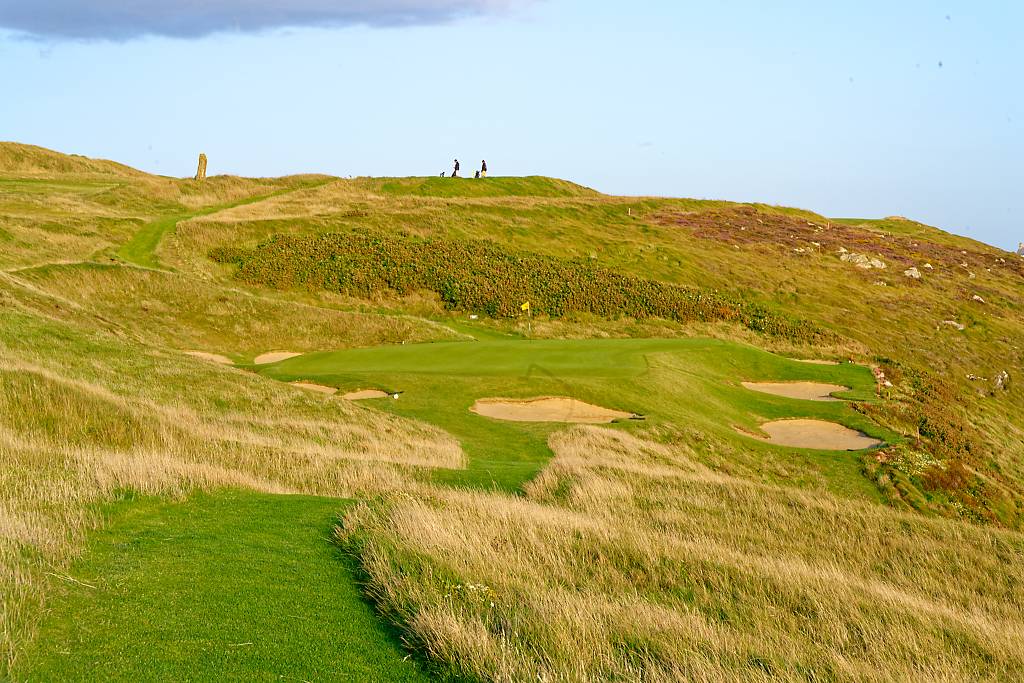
[257,336,897,492]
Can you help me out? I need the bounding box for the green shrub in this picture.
[211,229,826,342]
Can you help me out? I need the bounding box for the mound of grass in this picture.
[212,229,825,342]
[379,175,597,198]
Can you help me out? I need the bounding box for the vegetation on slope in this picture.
[340,426,1024,681]
[211,229,825,342]
[2,145,1023,679]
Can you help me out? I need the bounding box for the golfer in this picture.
[452,159,460,177]
[480,160,487,177]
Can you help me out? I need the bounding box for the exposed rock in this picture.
[995,370,1011,391]
[941,320,966,331]
[923,263,934,270]
[195,153,207,181]
[904,266,922,279]
[1017,242,1024,256]
[840,252,886,269]
[972,294,986,304]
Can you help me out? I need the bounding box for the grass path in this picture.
[118,180,333,269]
[16,491,432,682]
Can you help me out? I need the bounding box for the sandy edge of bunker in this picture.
[471,397,634,424]
[741,381,851,402]
[291,381,338,395]
[342,389,391,401]
[184,351,233,365]
[738,419,882,451]
[254,351,302,365]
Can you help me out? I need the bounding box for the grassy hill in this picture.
[2,143,1022,680]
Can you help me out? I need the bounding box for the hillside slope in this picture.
[2,145,1022,680]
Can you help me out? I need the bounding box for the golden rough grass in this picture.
[341,427,1024,681]
[0,318,464,670]
[15,264,465,354]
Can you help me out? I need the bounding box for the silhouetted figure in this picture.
[480,160,487,178]
[451,159,460,178]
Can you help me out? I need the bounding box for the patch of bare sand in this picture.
[749,419,882,451]
[791,358,840,365]
[742,381,850,401]
[471,397,634,424]
[291,381,338,395]
[254,351,302,365]
[184,351,232,365]
[342,389,391,400]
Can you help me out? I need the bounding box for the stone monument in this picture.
[195,153,207,181]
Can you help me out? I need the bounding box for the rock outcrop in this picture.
[995,370,1011,391]
[1017,242,1024,256]
[195,153,207,181]
[840,251,886,269]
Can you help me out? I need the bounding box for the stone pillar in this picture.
[195,153,208,181]
[1017,242,1024,256]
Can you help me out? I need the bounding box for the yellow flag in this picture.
[521,301,530,311]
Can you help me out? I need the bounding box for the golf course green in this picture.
[256,335,894,492]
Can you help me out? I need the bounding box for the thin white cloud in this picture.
[0,0,529,41]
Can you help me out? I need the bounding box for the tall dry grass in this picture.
[0,306,463,671]
[340,427,1024,682]
[14,263,465,355]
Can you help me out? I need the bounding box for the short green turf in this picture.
[16,490,432,682]
[257,336,897,495]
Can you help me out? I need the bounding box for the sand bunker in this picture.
[254,351,302,365]
[755,419,882,451]
[342,389,391,400]
[790,358,840,365]
[742,381,850,402]
[471,397,634,424]
[291,381,338,395]
[184,351,232,365]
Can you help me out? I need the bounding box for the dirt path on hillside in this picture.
[471,397,634,423]
[742,381,850,401]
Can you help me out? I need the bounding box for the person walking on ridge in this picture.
[451,159,460,178]
[480,160,487,178]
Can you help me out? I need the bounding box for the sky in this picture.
[2,1,1021,250]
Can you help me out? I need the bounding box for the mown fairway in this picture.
[15,491,430,682]
[258,336,894,494]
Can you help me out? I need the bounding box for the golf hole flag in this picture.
[521,301,531,311]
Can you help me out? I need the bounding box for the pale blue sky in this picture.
[2,1,1021,249]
